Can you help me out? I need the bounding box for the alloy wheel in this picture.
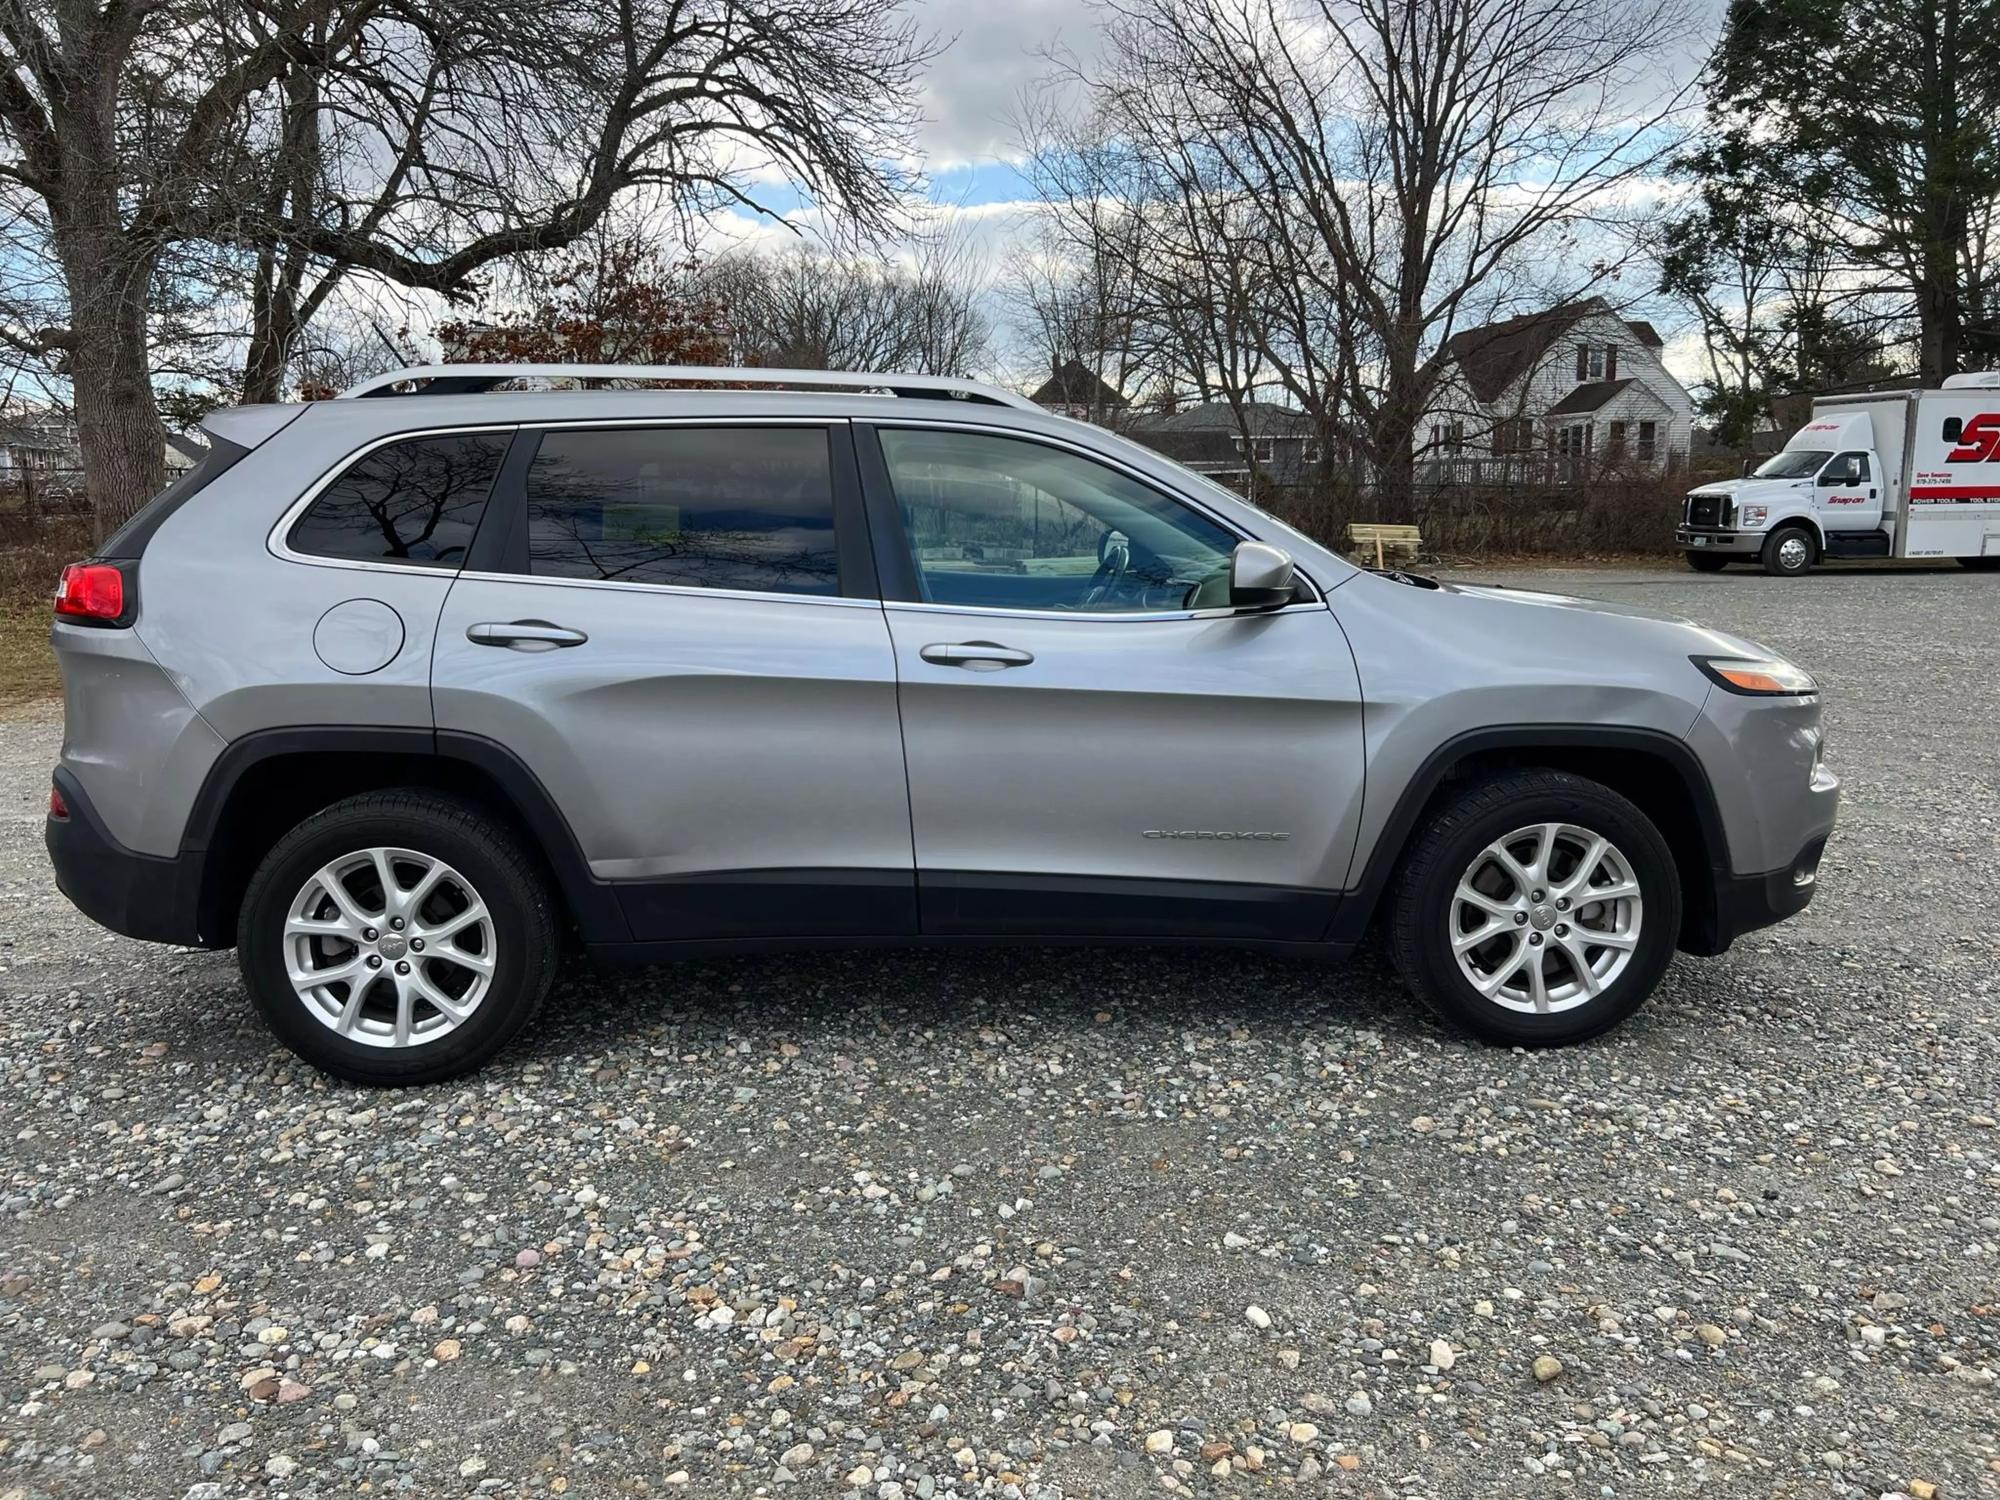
[282,847,496,1048]
[1449,822,1643,1014]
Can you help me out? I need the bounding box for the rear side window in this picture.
[524,426,839,595]
[289,431,509,566]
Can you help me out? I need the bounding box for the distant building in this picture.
[1028,361,1129,425]
[164,433,208,475]
[0,409,77,483]
[1427,297,1692,473]
[1128,401,1319,491]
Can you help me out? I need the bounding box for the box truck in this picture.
[1678,374,2000,575]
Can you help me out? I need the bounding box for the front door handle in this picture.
[467,619,589,650]
[919,640,1035,670]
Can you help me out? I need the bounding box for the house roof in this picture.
[1028,360,1127,410]
[1441,300,1604,404]
[1545,378,1638,416]
[165,433,208,465]
[1624,319,1664,349]
[0,423,64,451]
[1132,400,1313,437]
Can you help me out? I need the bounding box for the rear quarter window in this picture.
[288,431,509,567]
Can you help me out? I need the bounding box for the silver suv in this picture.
[46,365,1839,1083]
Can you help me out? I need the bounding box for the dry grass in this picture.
[0,515,90,709]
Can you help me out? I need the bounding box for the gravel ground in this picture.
[0,563,1995,1500]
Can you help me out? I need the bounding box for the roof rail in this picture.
[338,363,1039,411]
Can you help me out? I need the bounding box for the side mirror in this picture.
[1741,459,1757,477]
[1229,540,1296,611]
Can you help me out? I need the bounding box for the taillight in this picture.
[48,782,69,821]
[54,562,129,624]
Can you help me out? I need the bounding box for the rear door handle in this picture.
[467,619,589,650]
[919,640,1035,670]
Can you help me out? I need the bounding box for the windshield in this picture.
[1754,450,1831,479]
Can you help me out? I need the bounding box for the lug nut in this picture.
[1554,923,1569,937]
[366,955,383,969]
[1555,896,1571,911]
[1513,912,1528,925]
[363,927,379,942]
[1530,889,1545,903]
[1529,933,1543,946]
[409,938,425,952]
[395,960,410,975]
[390,916,405,931]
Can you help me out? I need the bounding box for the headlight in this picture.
[1740,504,1768,525]
[1692,655,1818,696]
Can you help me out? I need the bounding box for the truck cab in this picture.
[1678,412,1888,575]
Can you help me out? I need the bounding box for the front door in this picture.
[859,423,1365,940]
[432,420,914,942]
[1815,449,1884,531]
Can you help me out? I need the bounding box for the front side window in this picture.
[289,431,509,566]
[876,428,1239,613]
[524,426,839,595]
[1823,450,1869,483]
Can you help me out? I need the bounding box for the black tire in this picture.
[1760,523,1817,577]
[238,791,559,1085]
[1958,555,2000,571]
[1388,770,1681,1046]
[1684,551,1729,572]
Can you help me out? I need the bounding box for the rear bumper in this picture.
[1677,528,1764,556]
[45,768,217,948]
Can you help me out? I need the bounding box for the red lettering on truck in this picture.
[1945,412,2000,462]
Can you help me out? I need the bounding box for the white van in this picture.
[1678,374,2000,575]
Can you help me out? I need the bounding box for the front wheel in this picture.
[1388,770,1681,1045]
[1761,524,1817,576]
[237,791,559,1084]
[1684,551,1729,572]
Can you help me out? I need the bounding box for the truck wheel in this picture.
[1684,551,1729,572]
[1388,770,1681,1046]
[237,791,559,1085]
[1761,525,1816,576]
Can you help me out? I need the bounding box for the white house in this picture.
[1426,298,1692,473]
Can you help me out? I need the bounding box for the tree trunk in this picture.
[49,86,166,541]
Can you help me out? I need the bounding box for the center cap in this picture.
[1528,903,1556,931]
[377,934,409,960]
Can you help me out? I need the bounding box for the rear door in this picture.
[857,421,1365,940]
[431,419,915,942]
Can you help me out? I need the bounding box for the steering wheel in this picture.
[1081,529,1131,609]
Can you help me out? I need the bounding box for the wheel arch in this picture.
[1331,726,1732,954]
[185,727,627,947]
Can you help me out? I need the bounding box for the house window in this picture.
[1575,344,1617,382]
[1448,420,1465,453]
[1556,422,1592,457]
[1607,420,1627,455]
[1493,417,1533,455]
[1637,420,1658,460]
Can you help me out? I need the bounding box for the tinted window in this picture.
[290,432,507,566]
[878,428,1237,613]
[525,427,839,595]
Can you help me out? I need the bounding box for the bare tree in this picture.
[0,0,933,531]
[1037,0,1695,513]
[717,233,990,376]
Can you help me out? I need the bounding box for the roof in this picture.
[165,433,208,465]
[0,423,64,451]
[1441,300,1602,403]
[1132,400,1313,437]
[1624,319,1664,349]
[1546,377,1637,416]
[1028,360,1127,410]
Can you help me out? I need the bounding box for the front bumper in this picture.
[1698,833,1828,953]
[1678,528,1765,556]
[46,767,216,947]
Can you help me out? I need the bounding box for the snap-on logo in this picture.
[1144,829,1292,841]
[1946,412,2000,462]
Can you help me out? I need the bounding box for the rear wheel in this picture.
[1761,524,1817,576]
[1389,770,1681,1045]
[1684,551,1729,572]
[238,791,558,1084]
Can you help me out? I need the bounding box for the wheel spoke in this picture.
[1454,882,1516,919]
[411,970,471,1024]
[288,953,369,989]
[333,978,370,1035]
[430,945,493,977]
[1578,880,1641,904]
[1525,948,1551,1012]
[1558,835,1609,896]
[286,913,359,940]
[1486,843,1533,894]
[1559,935,1602,997]
[403,859,448,916]
[1476,937,1529,996]
[1452,919,1511,952]
[1530,823,1558,883]
[423,903,488,941]
[392,977,414,1047]
[313,866,377,930]
[370,848,401,914]
[1576,928,1638,952]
